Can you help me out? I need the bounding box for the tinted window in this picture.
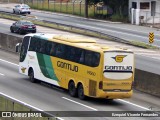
[55,44,66,59]
[28,37,100,67]
[29,37,38,51]
[84,51,100,67]
[66,46,83,63]
[20,36,30,62]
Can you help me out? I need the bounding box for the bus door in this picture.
[102,51,134,91]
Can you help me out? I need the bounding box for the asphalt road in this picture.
[0,49,160,120]
[0,18,160,75]
[1,4,160,47]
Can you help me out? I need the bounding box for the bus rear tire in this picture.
[29,69,36,83]
[78,84,86,100]
[68,81,77,97]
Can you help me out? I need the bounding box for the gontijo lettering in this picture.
[57,61,78,72]
[104,66,132,73]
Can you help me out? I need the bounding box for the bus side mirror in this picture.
[15,43,22,53]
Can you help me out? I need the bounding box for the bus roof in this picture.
[53,35,96,43]
[26,33,131,52]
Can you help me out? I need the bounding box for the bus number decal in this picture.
[87,71,96,76]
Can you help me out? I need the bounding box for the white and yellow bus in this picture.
[16,33,135,100]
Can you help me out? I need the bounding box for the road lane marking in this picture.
[118,99,150,110]
[0,92,64,120]
[0,58,156,112]
[0,73,5,76]
[0,59,19,66]
[62,97,98,111]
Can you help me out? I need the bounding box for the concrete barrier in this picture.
[0,32,160,97]
[135,69,160,97]
[0,32,22,52]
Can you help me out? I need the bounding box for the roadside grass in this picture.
[0,13,159,50]
[0,96,56,120]
[130,41,159,49]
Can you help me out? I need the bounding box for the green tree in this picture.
[88,0,128,16]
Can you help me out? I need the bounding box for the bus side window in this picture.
[35,40,41,53]
[29,37,37,51]
[39,40,46,54]
[45,41,52,55]
[84,51,100,67]
[79,50,84,64]
[20,36,30,62]
[92,53,100,67]
[68,47,76,61]
[84,51,93,66]
[55,44,66,59]
[50,42,57,56]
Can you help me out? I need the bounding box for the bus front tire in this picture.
[68,81,77,97]
[29,69,36,83]
[78,84,86,100]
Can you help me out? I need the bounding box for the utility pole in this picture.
[84,0,88,18]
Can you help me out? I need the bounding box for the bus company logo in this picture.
[21,67,26,73]
[112,55,127,63]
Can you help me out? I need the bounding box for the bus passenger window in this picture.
[55,44,66,58]
[35,40,41,53]
[29,37,37,51]
[85,51,93,66]
[45,42,52,55]
[92,53,100,67]
[50,43,57,56]
[79,51,84,64]
[39,40,46,54]
[84,51,100,67]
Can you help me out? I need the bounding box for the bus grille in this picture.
[89,80,97,96]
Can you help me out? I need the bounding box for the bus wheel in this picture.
[29,69,36,83]
[78,84,86,100]
[68,81,77,97]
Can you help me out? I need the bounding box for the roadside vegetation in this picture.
[8,0,129,22]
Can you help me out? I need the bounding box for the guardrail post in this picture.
[80,1,82,16]
[66,1,68,13]
[48,0,50,10]
[60,0,62,12]
[72,0,76,15]
[37,0,38,9]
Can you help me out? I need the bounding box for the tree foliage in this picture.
[88,0,128,16]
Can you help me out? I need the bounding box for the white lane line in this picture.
[0,92,64,120]
[62,97,98,111]
[0,73,5,76]
[118,99,150,110]
[0,58,154,112]
[0,59,19,66]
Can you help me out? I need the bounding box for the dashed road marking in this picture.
[0,58,19,66]
[62,97,98,111]
[0,73,5,76]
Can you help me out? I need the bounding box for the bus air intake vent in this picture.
[89,80,97,96]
